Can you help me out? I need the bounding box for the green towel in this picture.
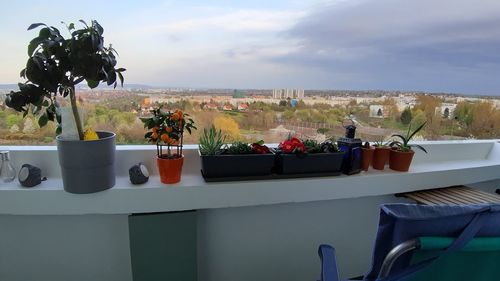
[403,237,500,281]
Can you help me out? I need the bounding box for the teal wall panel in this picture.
[129,211,197,281]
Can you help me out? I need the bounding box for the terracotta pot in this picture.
[372,147,391,170]
[361,146,375,171]
[389,149,415,172]
[157,155,184,184]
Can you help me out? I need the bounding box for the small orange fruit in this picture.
[171,113,180,121]
[165,127,173,133]
[161,133,170,143]
[151,132,158,140]
[152,126,159,133]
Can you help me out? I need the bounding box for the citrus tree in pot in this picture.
[4,20,126,194]
[389,122,427,172]
[142,107,196,184]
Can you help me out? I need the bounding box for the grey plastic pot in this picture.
[56,131,116,194]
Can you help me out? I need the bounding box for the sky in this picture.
[1,0,500,95]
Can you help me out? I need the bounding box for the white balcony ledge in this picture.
[0,140,499,215]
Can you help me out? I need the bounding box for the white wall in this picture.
[197,179,500,281]
[197,194,410,281]
[0,214,132,281]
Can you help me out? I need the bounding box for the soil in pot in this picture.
[361,146,375,171]
[372,147,390,170]
[157,155,184,184]
[389,149,415,172]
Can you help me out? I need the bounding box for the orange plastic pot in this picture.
[389,149,415,172]
[157,155,184,184]
[361,146,375,171]
[372,147,390,170]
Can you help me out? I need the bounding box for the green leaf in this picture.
[411,144,428,154]
[92,20,104,36]
[79,19,89,27]
[87,79,99,89]
[408,122,427,142]
[38,113,49,127]
[38,27,51,39]
[117,71,124,87]
[42,100,49,107]
[56,124,62,135]
[27,23,46,30]
[28,37,44,56]
[391,134,407,144]
[106,69,116,86]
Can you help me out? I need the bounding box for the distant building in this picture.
[237,103,249,111]
[437,103,457,119]
[204,103,218,110]
[222,104,233,111]
[272,88,305,100]
[369,105,387,118]
[233,90,246,99]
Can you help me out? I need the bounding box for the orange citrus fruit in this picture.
[161,133,170,143]
[171,113,180,121]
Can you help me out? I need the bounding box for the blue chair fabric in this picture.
[319,203,500,281]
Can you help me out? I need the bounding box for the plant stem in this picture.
[69,86,84,140]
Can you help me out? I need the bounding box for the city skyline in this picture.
[1,0,500,95]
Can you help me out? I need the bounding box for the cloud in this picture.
[140,9,306,37]
[260,0,500,93]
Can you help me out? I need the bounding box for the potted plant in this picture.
[4,20,126,194]
[361,142,375,171]
[199,126,275,178]
[389,122,427,172]
[275,136,344,174]
[142,107,196,184]
[371,139,391,170]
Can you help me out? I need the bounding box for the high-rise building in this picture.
[272,88,304,99]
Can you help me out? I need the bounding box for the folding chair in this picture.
[318,203,500,281]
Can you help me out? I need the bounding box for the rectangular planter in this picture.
[199,150,275,178]
[275,152,345,174]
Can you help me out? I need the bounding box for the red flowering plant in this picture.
[141,106,196,159]
[251,140,271,154]
[278,136,306,154]
[278,135,339,154]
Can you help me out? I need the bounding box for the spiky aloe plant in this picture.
[199,126,225,155]
[390,122,427,153]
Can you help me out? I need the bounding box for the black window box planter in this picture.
[199,150,276,178]
[275,151,345,174]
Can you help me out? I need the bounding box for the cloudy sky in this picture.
[1,0,500,95]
